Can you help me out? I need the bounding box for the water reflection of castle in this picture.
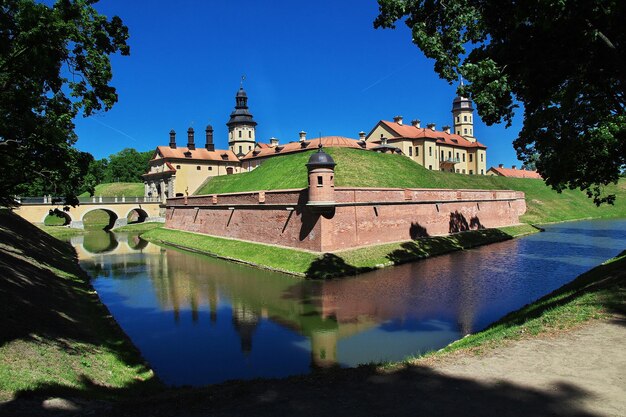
[145,246,483,368]
[76,232,483,368]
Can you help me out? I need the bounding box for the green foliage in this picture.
[0,0,129,206]
[374,0,626,205]
[197,148,626,224]
[102,148,153,184]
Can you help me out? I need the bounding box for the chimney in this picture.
[169,129,176,149]
[299,131,307,142]
[205,125,214,151]
[442,125,451,134]
[358,131,366,141]
[498,163,504,168]
[269,137,279,146]
[427,123,436,131]
[512,165,517,170]
[187,127,195,150]
[411,119,421,128]
[393,115,403,125]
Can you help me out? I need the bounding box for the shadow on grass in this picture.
[0,361,607,417]
[304,253,374,279]
[304,228,515,279]
[0,210,162,402]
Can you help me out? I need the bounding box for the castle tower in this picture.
[227,82,257,158]
[306,143,336,209]
[452,87,476,142]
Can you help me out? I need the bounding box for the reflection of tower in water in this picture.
[310,329,338,369]
[231,302,260,355]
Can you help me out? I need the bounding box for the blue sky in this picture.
[74,0,524,168]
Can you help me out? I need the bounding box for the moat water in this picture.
[69,219,626,386]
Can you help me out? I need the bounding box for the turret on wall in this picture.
[306,144,336,211]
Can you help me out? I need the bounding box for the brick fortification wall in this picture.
[165,188,526,252]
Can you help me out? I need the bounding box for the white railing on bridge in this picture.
[15,196,162,205]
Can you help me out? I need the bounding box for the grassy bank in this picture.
[410,249,626,362]
[0,209,160,401]
[142,224,536,279]
[197,148,626,224]
[79,182,144,197]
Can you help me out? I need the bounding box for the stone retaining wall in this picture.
[165,187,526,252]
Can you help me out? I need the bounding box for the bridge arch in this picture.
[81,208,119,230]
[42,209,72,226]
[126,207,149,224]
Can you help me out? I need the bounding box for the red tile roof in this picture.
[241,136,377,160]
[151,146,239,162]
[488,166,542,179]
[376,121,487,149]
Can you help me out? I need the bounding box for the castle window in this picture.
[208,166,212,171]
[462,154,465,162]
[464,115,467,122]
[415,147,419,156]
[408,147,413,156]
[462,169,466,174]
[470,116,472,122]
[429,147,432,157]
[448,151,452,159]
[470,154,473,162]
[176,165,181,169]
[330,176,334,187]
[248,146,252,151]
[456,152,459,160]
[456,116,460,122]
[317,176,323,186]
[481,169,484,175]
[440,150,444,160]
[470,128,473,135]
[428,165,432,170]
[464,128,467,134]
[239,145,242,154]
[481,154,484,162]
[456,169,459,173]
[469,170,474,175]
[238,131,242,138]
[457,130,460,135]
[248,131,252,138]
[196,166,201,170]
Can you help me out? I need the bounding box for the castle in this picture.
[142,84,488,201]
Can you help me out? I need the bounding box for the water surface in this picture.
[73,219,626,386]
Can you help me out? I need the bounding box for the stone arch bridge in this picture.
[13,196,164,229]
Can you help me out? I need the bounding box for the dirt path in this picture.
[4,319,625,417]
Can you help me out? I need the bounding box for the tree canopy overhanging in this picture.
[0,0,129,206]
[375,0,626,204]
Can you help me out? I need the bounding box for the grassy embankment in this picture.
[198,148,626,224]
[0,209,160,402]
[79,182,144,198]
[146,148,626,277]
[144,219,536,279]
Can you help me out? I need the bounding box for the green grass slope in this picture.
[197,148,626,224]
[79,182,144,197]
[0,209,159,401]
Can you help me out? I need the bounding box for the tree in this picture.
[0,0,129,206]
[375,0,625,204]
[103,148,152,183]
